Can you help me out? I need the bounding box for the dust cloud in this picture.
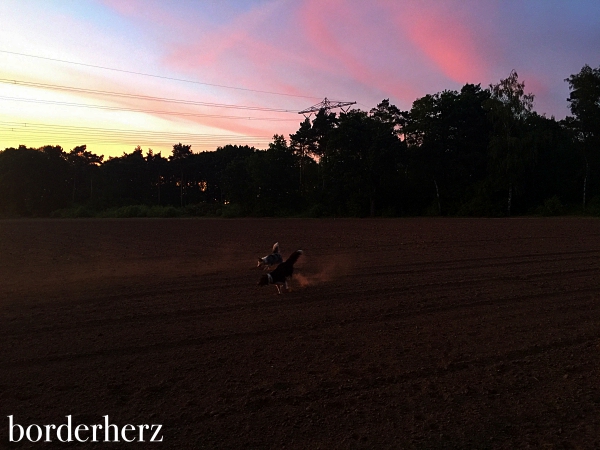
[294,253,353,288]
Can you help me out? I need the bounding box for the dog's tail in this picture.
[272,242,280,253]
[285,250,303,266]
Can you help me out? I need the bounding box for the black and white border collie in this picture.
[257,242,283,270]
[258,250,303,294]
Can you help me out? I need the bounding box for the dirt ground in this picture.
[1,217,599,449]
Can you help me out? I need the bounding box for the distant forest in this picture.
[1,66,599,218]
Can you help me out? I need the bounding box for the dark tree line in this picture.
[1,66,599,217]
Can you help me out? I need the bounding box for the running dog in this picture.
[257,242,283,270]
[257,250,303,294]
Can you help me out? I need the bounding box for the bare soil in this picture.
[1,217,599,449]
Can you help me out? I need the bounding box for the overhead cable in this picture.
[0,49,321,100]
[0,96,298,121]
[0,79,298,113]
[0,121,271,140]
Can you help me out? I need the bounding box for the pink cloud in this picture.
[90,0,571,128]
[153,2,374,105]
[159,3,328,101]
[297,0,421,104]
[300,2,373,82]
[98,0,144,17]
[99,0,164,28]
[99,0,416,111]
[99,0,176,24]
[98,0,214,40]
[390,2,494,85]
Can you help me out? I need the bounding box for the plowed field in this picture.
[1,218,599,449]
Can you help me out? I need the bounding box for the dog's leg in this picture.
[276,285,282,295]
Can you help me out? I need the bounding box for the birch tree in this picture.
[486,71,535,215]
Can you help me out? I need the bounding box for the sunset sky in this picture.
[1,0,599,158]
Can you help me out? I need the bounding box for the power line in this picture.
[0,49,322,100]
[0,121,271,140]
[0,96,298,122]
[0,134,271,146]
[0,129,273,148]
[0,79,298,113]
[0,130,269,142]
[0,121,274,148]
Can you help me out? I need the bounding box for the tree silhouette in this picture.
[2,67,599,218]
[565,64,600,209]
[169,143,192,207]
[0,146,70,215]
[66,145,103,204]
[326,106,404,216]
[486,70,535,216]
[289,118,317,188]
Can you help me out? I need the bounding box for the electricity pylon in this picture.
[298,97,356,118]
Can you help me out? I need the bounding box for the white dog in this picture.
[257,242,283,270]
